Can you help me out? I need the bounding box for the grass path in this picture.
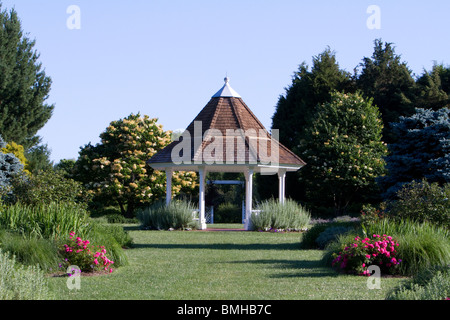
[48,225,404,300]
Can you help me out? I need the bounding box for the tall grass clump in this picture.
[0,230,61,272]
[323,218,450,276]
[364,219,450,276]
[251,199,310,231]
[0,202,90,239]
[137,200,199,230]
[0,249,53,300]
[81,222,132,267]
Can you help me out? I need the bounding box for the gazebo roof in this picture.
[147,78,305,173]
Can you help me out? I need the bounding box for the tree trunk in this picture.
[125,201,135,219]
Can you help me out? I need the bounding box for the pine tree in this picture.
[0,134,23,191]
[356,39,416,142]
[272,48,353,151]
[415,64,450,110]
[379,108,450,199]
[0,5,53,148]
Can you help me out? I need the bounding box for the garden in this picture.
[0,178,449,300]
[0,3,450,301]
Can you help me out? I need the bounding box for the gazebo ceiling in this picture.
[147,77,305,173]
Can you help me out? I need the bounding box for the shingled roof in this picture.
[147,78,305,172]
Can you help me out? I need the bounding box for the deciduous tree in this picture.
[74,113,197,218]
[298,91,387,215]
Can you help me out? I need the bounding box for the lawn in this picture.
[47,224,404,300]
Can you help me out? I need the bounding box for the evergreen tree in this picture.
[356,39,416,142]
[379,108,450,199]
[0,134,23,191]
[264,48,353,202]
[272,48,353,151]
[0,4,53,148]
[415,64,450,110]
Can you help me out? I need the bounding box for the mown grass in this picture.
[47,226,404,300]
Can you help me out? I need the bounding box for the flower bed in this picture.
[60,232,114,274]
[331,234,402,276]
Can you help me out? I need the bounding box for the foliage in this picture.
[250,198,310,231]
[0,5,53,148]
[0,134,23,195]
[387,265,450,300]
[215,202,241,223]
[137,200,199,230]
[0,248,52,300]
[1,141,29,174]
[359,204,386,226]
[60,231,114,273]
[355,39,416,142]
[54,158,76,178]
[330,234,401,276]
[298,91,387,214]
[386,180,450,229]
[0,229,61,271]
[74,113,198,218]
[414,63,450,110]
[86,221,133,249]
[9,169,92,207]
[315,226,355,250]
[300,219,359,249]
[0,202,90,239]
[364,219,450,276]
[272,47,353,151]
[379,108,450,199]
[25,143,53,175]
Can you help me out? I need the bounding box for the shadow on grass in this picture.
[131,242,302,251]
[226,259,337,278]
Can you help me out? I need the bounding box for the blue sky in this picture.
[1,0,449,162]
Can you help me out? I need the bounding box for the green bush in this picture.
[387,266,450,300]
[9,169,92,207]
[251,199,310,231]
[387,180,450,229]
[106,213,138,224]
[0,202,90,239]
[0,248,53,300]
[301,219,360,249]
[315,226,355,249]
[137,200,199,230]
[215,202,241,223]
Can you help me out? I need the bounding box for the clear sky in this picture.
[1,0,449,162]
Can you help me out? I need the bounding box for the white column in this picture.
[244,167,254,230]
[198,166,207,230]
[278,169,286,204]
[165,168,173,206]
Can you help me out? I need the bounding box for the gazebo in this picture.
[147,77,306,230]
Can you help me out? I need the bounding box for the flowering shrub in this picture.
[60,232,114,274]
[360,204,385,226]
[331,234,402,276]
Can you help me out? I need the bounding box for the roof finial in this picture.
[224,76,229,84]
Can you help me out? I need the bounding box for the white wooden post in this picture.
[278,169,286,204]
[198,166,207,230]
[166,168,173,206]
[244,167,254,230]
